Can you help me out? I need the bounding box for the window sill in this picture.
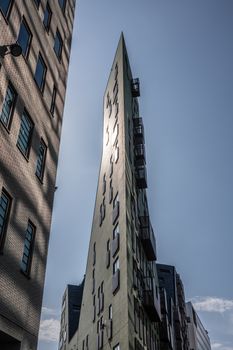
[34,78,45,97]
[0,120,11,134]
[35,173,44,185]
[20,269,31,279]
[0,9,10,24]
[16,144,30,162]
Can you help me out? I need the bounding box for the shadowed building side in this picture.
[0,1,76,349]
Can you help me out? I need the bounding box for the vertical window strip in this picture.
[21,221,36,275]
[17,110,33,157]
[0,84,16,128]
[0,189,11,250]
[50,85,57,115]
[36,139,47,180]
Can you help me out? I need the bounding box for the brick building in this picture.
[0,1,75,349]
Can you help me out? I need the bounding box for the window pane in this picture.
[17,110,33,157]
[58,0,66,11]
[34,0,40,7]
[17,19,31,57]
[0,189,11,250]
[43,3,52,31]
[0,83,16,128]
[36,140,47,180]
[54,30,63,60]
[20,222,35,275]
[34,54,47,91]
[50,85,57,115]
[0,0,12,17]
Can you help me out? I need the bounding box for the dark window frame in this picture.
[50,84,57,115]
[54,29,63,61]
[0,0,13,21]
[16,109,34,159]
[0,188,12,253]
[0,82,17,130]
[58,0,67,12]
[33,0,41,8]
[17,16,32,59]
[35,138,47,182]
[43,2,52,32]
[20,220,36,277]
[34,52,47,93]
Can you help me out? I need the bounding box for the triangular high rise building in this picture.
[70,34,161,350]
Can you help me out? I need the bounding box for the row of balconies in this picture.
[133,117,147,189]
[139,215,157,261]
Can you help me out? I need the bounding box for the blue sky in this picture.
[38,1,233,349]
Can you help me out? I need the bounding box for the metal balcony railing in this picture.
[133,118,144,145]
[131,78,140,97]
[139,216,157,261]
[142,277,160,322]
[135,164,147,189]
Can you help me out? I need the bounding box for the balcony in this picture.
[112,269,120,294]
[131,78,140,97]
[142,277,160,322]
[134,144,146,166]
[112,232,120,257]
[133,118,144,145]
[135,164,147,189]
[139,216,157,261]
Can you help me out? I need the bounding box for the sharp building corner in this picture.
[58,34,212,350]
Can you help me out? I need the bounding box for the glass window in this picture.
[113,257,119,274]
[17,110,33,157]
[17,18,32,58]
[35,139,47,181]
[43,2,52,32]
[113,344,120,350]
[34,53,47,92]
[113,224,119,239]
[0,0,13,18]
[0,83,16,129]
[54,30,63,60]
[58,0,66,12]
[21,221,35,276]
[34,0,40,8]
[0,189,11,251]
[50,85,57,115]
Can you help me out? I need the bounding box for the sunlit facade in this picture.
[0,1,75,349]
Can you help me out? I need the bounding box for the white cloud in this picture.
[42,306,60,317]
[211,344,233,350]
[191,297,233,313]
[39,318,60,342]
[212,344,223,349]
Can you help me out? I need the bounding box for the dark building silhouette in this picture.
[59,282,84,350]
[157,264,189,350]
[0,1,76,349]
